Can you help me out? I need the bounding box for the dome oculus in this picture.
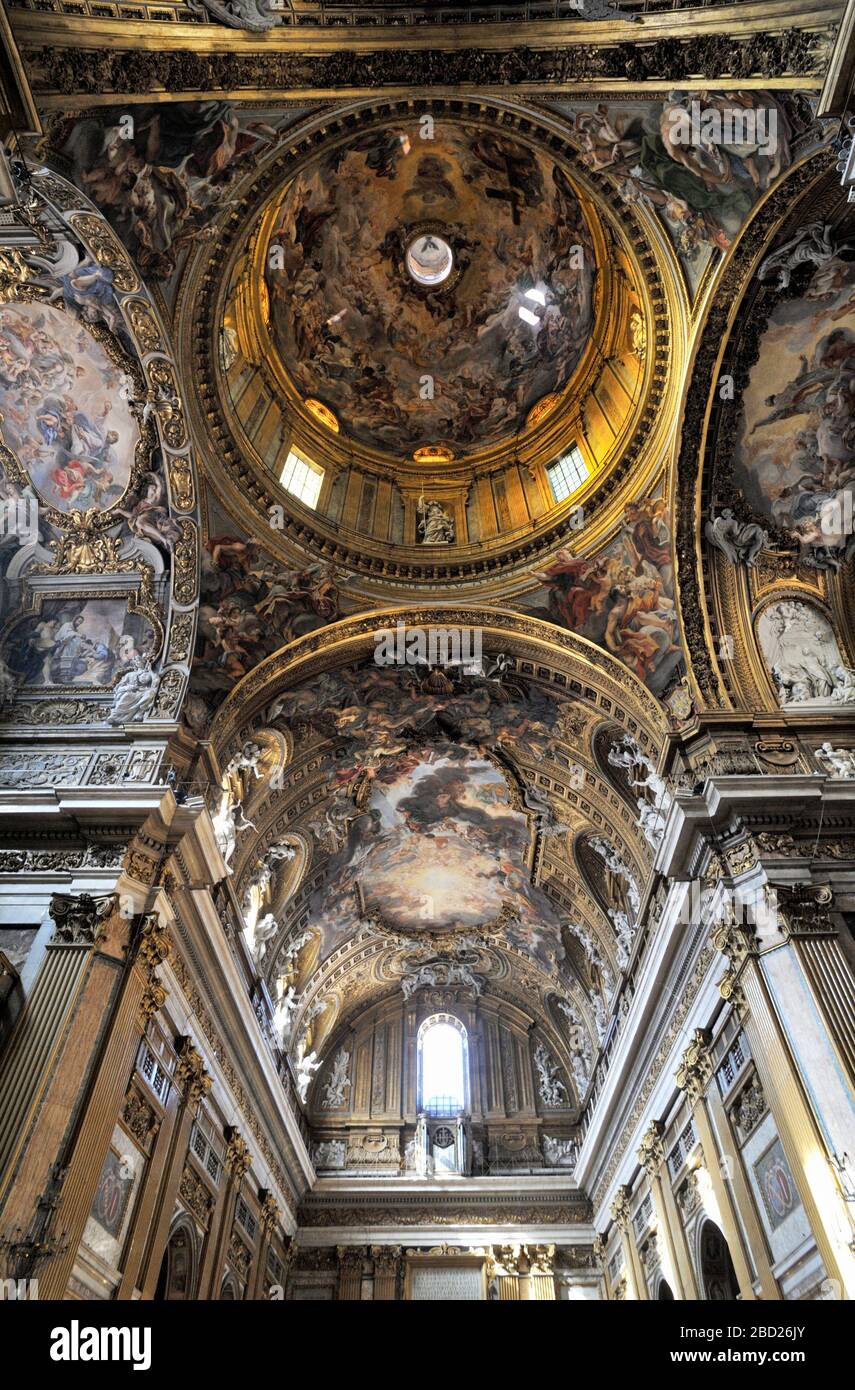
[405,232,454,287]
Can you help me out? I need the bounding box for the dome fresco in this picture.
[265,124,595,454]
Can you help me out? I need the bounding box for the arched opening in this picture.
[154,1218,198,1301]
[657,1278,675,1301]
[220,1275,238,1301]
[418,1014,468,1116]
[698,1219,740,1301]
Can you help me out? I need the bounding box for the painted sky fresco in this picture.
[551,93,824,294]
[41,103,310,283]
[266,124,594,453]
[733,253,855,563]
[267,664,577,969]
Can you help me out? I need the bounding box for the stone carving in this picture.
[224,739,265,783]
[542,1135,578,1169]
[122,1088,159,1148]
[0,846,124,872]
[533,1041,567,1108]
[417,494,455,545]
[174,1036,212,1107]
[321,1047,351,1110]
[345,1133,401,1168]
[567,922,615,998]
[610,909,635,970]
[251,911,278,963]
[705,509,769,566]
[212,798,255,867]
[816,742,855,777]
[758,222,853,292]
[758,600,855,707]
[589,836,641,918]
[49,892,114,945]
[0,752,90,787]
[106,658,160,725]
[400,956,483,998]
[272,985,297,1044]
[730,1073,768,1144]
[557,998,595,1093]
[313,1139,346,1170]
[607,732,671,849]
[523,782,573,838]
[179,1163,214,1228]
[295,1049,320,1103]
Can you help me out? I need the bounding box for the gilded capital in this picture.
[174,1034,212,1107]
[49,892,115,947]
[259,1188,282,1232]
[609,1183,633,1231]
[638,1120,665,1177]
[675,1028,713,1102]
[224,1125,252,1182]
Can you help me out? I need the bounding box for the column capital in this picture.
[48,892,115,947]
[675,1028,714,1102]
[592,1233,606,1263]
[718,964,746,1011]
[224,1125,252,1182]
[259,1188,281,1232]
[777,883,838,939]
[174,1034,212,1107]
[610,1183,633,1230]
[337,1244,365,1272]
[638,1120,666,1176]
[370,1245,402,1277]
[135,912,172,970]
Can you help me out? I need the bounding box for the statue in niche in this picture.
[273,982,298,1043]
[417,493,455,545]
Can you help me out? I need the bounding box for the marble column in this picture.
[610,1185,648,1300]
[638,1121,693,1300]
[676,1029,756,1301]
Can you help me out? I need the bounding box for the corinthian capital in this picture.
[675,1028,713,1102]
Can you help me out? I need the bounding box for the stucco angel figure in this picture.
[816,742,855,777]
[106,658,160,725]
[296,1050,320,1103]
[252,911,278,962]
[758,223,854,292]
[705,509,768,567]
[417,494,455,545]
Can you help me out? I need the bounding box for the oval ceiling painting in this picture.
[0,301,139,514]
[265,123,595,454]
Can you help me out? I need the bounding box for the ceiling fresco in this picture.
[520,489,683,698]
[550,92,826,294]
[731,249,855,565]
[264,123,595,454]
[38,103,312,284]
[263,658,581,972]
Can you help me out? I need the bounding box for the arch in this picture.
[697,1218,740,1301]
[657,1276,675,1301]
[220,1274,239,1301]
[417,1013,469,1116]
[154,1216,198,1301]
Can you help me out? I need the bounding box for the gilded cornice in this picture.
[15,12,837,104]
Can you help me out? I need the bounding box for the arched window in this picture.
[418,1014,468,1116]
